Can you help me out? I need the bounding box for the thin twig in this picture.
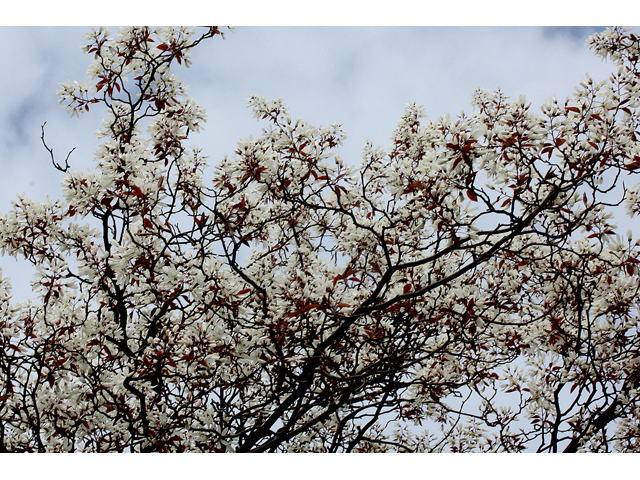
[41,122,75,172]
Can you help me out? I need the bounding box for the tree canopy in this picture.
[2,26,640,452]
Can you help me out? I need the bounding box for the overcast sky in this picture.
[0,26,625,299]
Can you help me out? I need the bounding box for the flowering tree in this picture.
[2,26,640,452]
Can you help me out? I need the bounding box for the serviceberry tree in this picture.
[2,26,640,452]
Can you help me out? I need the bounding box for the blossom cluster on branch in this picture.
[2,26,640,452]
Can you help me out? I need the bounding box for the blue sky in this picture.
[0,26,625,299]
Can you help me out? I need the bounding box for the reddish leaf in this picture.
[129,185,145,198]
[403,284,412,295]
[466,189,478,202]
[194,214,206,229]
[237,289,251,295]
[403,181,422,194]
[625,156,640,170]
[364,326,384,339]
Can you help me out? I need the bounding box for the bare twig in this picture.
[41,122,75,172]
